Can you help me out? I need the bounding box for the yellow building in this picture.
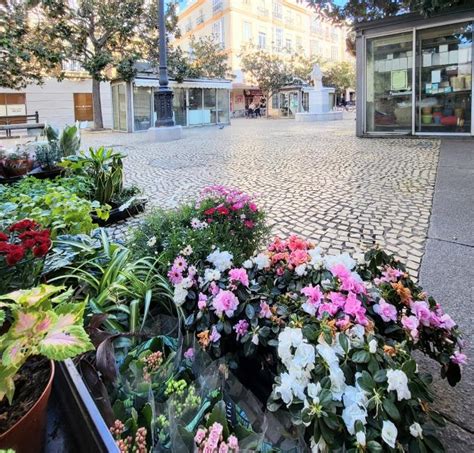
[174,0,351,115]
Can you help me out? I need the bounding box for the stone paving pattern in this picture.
[82,115,440,276]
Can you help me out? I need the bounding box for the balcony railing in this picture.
[213,1,223,14]
[196,15,204,25]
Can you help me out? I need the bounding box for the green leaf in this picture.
[382,398,401,421]
[402,359,417,377]
[352,350,370,363]
[423,435,445,453]
[374,369,387,383]
[245,303,255,319]
[339,333,349,353]
[367,440,383,453]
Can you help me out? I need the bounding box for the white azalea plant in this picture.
[167,235,465,452]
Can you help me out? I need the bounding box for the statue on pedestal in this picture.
[310,64,323,90]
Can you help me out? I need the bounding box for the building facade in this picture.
[174,0,351,116]
[355,7,473,137]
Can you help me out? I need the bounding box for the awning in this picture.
[134,78,232,90]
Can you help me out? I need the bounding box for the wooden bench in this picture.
[0,111,45,138]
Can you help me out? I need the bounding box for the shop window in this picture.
[366,33,413,133]
[217,90,230,123]
[416,22,472,134]
[133,87,152,131]
[0,93,27,124]
[203,88,217,124]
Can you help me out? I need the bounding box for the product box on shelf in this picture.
[440,52,449,65]
[448,50,458,64]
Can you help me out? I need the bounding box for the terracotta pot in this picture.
[2,159,33,177]
[0,361,55,453]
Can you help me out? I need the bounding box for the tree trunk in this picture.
[92,78,104,130]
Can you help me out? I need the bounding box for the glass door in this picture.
[112,84,127,131]
[217,90,230,123]
[203,88,217,124]
[188,88,203,125]
[173,88,187,126]
[366,33,413,133]
[416,22,472,134]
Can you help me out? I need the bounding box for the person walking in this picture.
[248,101,256,118]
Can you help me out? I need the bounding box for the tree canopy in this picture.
[306,0,471,23]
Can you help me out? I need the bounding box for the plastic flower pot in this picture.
[0,361,55,453]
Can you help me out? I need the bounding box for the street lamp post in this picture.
[154,0,174,127]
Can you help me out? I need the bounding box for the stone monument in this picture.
[295,64,343,122]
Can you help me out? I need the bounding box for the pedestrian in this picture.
[248,101,256,118]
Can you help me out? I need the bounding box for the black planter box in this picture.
[54,359,118,452]
[93,200,147,227]
[28,166,65,180]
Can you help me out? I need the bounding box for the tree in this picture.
[306,0,471,23]
[321,60,355,99]
[38,0,147,129]
[0,1,63,89]
[239,45,294,115]
[167,36,233,83]
[289,53,325,83]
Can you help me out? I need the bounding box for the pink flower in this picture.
[289,249,309,266]
[276,267,285,276]
[332,264,366,294]
[439,314,456,330]
[207,423,223,449]
[227,434,239,450]
[219,442,229,453]
[373,299,398,322]
[259,301,272,319]
[318,302,339,317]
[210,281,220,296]
[184,348,194,360]
[411,301,431,326]
[288,234,307,251]
[336,315,351,330]
[331,263,351,280]
[344,292,362,317]
[194,428,207,445]
[210,326,221,343]
[233,319,249,339]
[167,267,183,285]
[401,315,420,340]
[228,268,249,287]
[451,351,467,365]
[212,290,239,317]
[329,292,346,308]
[244,220,254,229]
[301,285,323,316]
[198,293,208,310]
[380,266,403,283]
[301,285,323,304]
[173,256,187,270]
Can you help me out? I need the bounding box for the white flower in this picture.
[354,252,365,265]
[180,245,193,256]
[387,369,411,401]
[173,285,188,306]
[324,252,356,271]
[308,247,324,269]
[251,333,259,345]
[311,436,328,453]
[204,268,221,282]
[356,431,366,447]
[275,372,294,405]
[342,403,367,435]
[381,420,398,448]
[190,217,208,230]
[409,422,423,438]
[316,341,339,367]
[348,325,365,347]
[293,342,315,369]
[207,249,233,271]
[307,382,321,402]
[243,259,253,269]
[295,264,307,276]
[181,277,193,289]
[302,301,317,316]
[147,236,157,247]
[254,253,270,270]
[368,339,377,354]
[329,366,346,401]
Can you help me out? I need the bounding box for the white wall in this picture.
[0,78,113,129]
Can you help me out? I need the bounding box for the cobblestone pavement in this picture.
[82,114,440,276]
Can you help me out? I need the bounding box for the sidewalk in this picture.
[419,139,474,449]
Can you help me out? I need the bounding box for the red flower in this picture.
[6,245,25,266]
[0,232,8,241]
[248,202,258,212]
[204,208,215,216]
[216,206,230,215]
[9,219,38,232]
[244,220,254,229]
[33,243,50,257]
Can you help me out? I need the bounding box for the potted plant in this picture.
[29,124,81,180]
[0,219,52,293]
[0,284,93,452]
[1,150,33,178]
[62,147,147,226]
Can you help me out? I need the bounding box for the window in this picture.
[272,0,282,19]
[0,93,26,119]
[285,38,292,53]
[331,45,339,60]
[185,19,192,32]
[243,21,252,42]
[133,87,152,131]
[196,9,204,25]
[258,32,266,49]
[285,9,293,25]
[257,0,268,16]
[310,39,318,56]
[212,18,225,47]
[212,0,223,14]
[296,35,302,51]
[310,19,320,34]
[275,28,283,50]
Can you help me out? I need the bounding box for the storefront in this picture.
[111,76,231,132]
[355,7,474,136]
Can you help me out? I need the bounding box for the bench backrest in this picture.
[0,111,39,126]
